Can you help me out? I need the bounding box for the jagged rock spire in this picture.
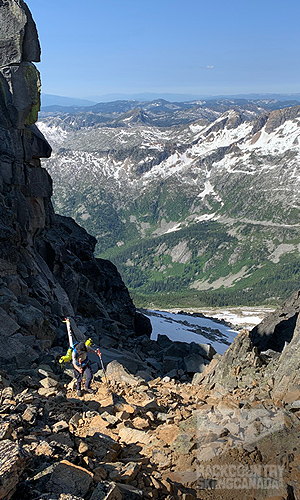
[0,0,42,129]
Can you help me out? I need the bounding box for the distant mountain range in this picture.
[38,98,300,308]
[39,97,300,128]
[41,94,97,108]
[41,92,300,109]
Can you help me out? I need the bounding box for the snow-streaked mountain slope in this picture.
[38,104,300,305]
[40,106,300,214]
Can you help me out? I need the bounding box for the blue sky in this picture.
[27,0,300,99]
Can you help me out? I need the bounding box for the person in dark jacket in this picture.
[72,342,96,396]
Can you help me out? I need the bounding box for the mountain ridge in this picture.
[39,103,300,306]
[40,97,300,126]
[42,91,300,106]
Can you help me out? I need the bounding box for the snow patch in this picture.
[146,310,238,354]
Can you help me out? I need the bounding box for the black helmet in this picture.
[77,342,87,353]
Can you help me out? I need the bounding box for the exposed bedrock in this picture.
[0,0,151,367]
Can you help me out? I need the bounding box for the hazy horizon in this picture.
[41,91,300,108]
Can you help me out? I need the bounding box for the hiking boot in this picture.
[77,389,82,397]
[85,388,94,394]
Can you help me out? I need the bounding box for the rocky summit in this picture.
[2,2,300,500]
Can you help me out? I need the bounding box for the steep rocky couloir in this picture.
[0,0,151,373]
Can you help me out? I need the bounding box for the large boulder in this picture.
[184,353,207,374]
[0,440,30,499]
[250,289,300,351]
[46,460,93,497]
[272,314,300,400]
[106,360,144,386]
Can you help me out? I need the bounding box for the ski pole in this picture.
[96,348,108,385]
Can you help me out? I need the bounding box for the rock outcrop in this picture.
[250,289,300,351]
[0,0,150,372]
[190,313,300,499]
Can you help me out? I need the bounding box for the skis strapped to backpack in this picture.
[59,318,92,366]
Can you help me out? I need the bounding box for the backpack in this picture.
[59,336,93,366]
[72,342,88,367]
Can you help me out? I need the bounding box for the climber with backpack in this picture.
[59,317,106,397]
[72,341,95,396]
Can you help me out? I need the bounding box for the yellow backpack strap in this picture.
[59,348,73,364]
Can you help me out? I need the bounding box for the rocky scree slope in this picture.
[2,294,300,500]
[40,103,300,305]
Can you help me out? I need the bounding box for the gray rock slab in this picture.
[115,483,144,499]
[21,2,41,62]
[12,333,35,347]
[106,360,142,387]
[0,440,30,500]
[135,370,153,382]
[164,369,178,379]
[0,62,40,128]
[184,353,206,374]
[0,1,27,67]
[156,334,172,349]
[163,356,182,373]
[163,341,189,358]
[0,306,20,335]
[10,300,43,332]
[287,400,300,412]
[46,460,93,496]
[90,481,122,500]
[0,332,39,366]
[25,161,52,197]
[145,357,163,372]
[189,341,217,360]
[99,347,148,375]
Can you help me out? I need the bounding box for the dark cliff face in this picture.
[250,290,300,352]
[0,0,52,254]
[0,0,150,367]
